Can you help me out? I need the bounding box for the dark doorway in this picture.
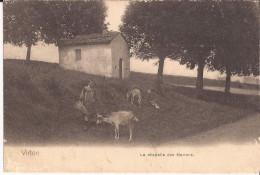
[119,58,123,79]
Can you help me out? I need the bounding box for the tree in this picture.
[177,1,259,96]
[207,1,259,93]
[4,0,45,62]
[120,1,183,90]
[175,2,220,98]
[120,1,226,97]
[4,0,107,62]
[40,0,107,45]
[121,1,258,97]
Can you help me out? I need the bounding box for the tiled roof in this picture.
[60,31,119,46]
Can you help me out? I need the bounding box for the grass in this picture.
[4,59,259,146]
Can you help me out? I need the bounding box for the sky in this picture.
[3,1,257,83]
[106,1,129,31]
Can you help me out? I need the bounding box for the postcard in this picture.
[3,0,260,173]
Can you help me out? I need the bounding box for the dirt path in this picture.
[168,83,259,96]
[172,113,260,145]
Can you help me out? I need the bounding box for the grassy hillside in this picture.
[4,59,259,146]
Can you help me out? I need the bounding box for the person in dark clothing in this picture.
[78,82,101,130]
[79,84,97,122]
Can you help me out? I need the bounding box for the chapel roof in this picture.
[60,31,120,46]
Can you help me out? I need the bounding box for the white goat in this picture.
[97,111,139,141]
[126,88,142,107]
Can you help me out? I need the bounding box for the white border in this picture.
[0,1,258,175]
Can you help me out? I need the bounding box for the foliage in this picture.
[207,1,259,77]
[171,2,220,69]
[4,0,107,60]
[120,1,183,61]
[121,1,259,96]
[4,0,45,47]
[41,0,108,45]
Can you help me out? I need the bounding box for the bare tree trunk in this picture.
[156,57,165,93]
[225,65,231,93]
[26,44,32,62]
[196,59,205,98]
[157,57,165,82]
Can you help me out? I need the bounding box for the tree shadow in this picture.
[164,83,259,112]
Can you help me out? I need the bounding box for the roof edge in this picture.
[58,31,120,46]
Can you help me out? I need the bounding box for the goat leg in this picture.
[115,125,119,139]
[114,127,118,139]
[117,125,120,139]
[138,96,141,108]
[129,125,133,141]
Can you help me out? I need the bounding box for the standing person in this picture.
[78,81,101,128]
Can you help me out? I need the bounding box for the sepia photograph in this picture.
[2,0,260,173]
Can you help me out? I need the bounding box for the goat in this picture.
[126,88,141,107]
[97,111,139,141]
